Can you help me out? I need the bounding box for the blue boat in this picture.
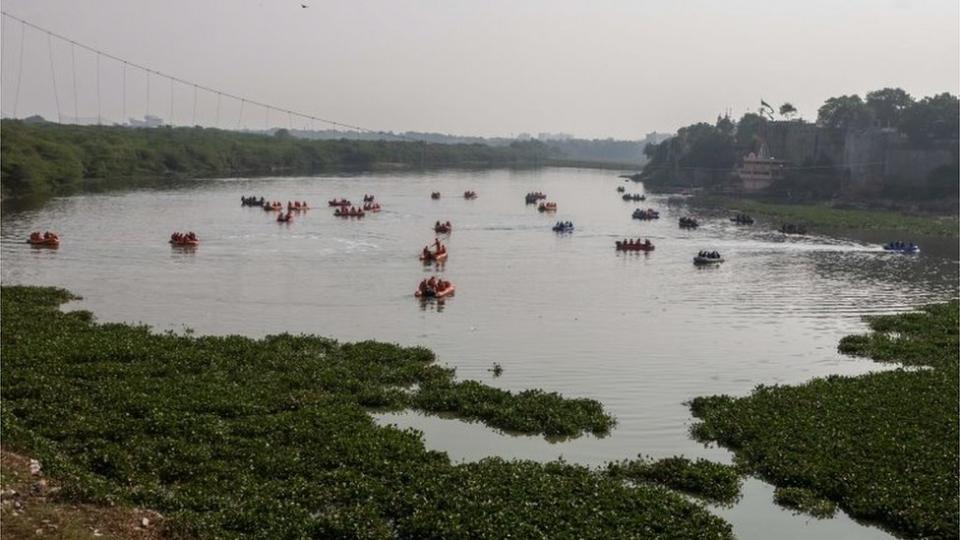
[883,242,920,254]
[552,221,575,233]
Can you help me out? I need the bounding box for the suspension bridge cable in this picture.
[71,43,79,123]
[13,20,25,116]
[96,52,101,125]
[0,10,417,141]
[145,70,150,118]
[46,33,62,123]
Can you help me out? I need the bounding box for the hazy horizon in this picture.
[1,0,958,139]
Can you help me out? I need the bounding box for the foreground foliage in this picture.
[691,301,959,539]
[1,286,732,539]
[0,121,562,199]
[773,487,837,519]
[413,380,614,437]
[606,456,742,504]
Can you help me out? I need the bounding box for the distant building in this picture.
[128,115,164,128]
[737,142,787,191]
[643,131,673,146]
[537,132,573,141]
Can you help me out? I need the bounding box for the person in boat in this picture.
[434,238,441,250]
[423,246,431,259]
[644,239,651,247]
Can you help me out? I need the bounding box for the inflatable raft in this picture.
[420,251,448,263]
[27,236,60,247]
[693,256,723,265]
[415,284,456,299]
[538,202,558,212]
[615,241,655,252]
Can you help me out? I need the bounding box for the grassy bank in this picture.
[689,195,958,236]
[690,302,959,538]
[1,286,734,538]
[1,121,610,200]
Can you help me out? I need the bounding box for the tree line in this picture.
[0,121,563,199]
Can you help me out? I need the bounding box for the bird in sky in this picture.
[301,3,309,7]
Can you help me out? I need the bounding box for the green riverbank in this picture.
[691,301,959,538]
[1,286,736,538]
[689,195,958,236]
[1,121,633,201]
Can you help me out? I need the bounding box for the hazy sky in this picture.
[1,0,958,138]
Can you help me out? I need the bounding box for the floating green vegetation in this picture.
[692,195,958,236]
[1,286,732,538]
[412,380,614,437]
[691,301,959,539]
[607,456,742,504]
[773,487,837,519]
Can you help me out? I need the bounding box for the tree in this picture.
[898,92,959,146]
[779,103,798,120]
[715,115,735,136]
[735,113,766,148]
[817,95,874,130]
[866,88,914,128]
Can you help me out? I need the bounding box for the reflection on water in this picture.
[2,168,956,540]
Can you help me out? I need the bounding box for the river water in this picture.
[2,167,957,539]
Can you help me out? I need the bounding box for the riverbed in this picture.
[2,167,956,539]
